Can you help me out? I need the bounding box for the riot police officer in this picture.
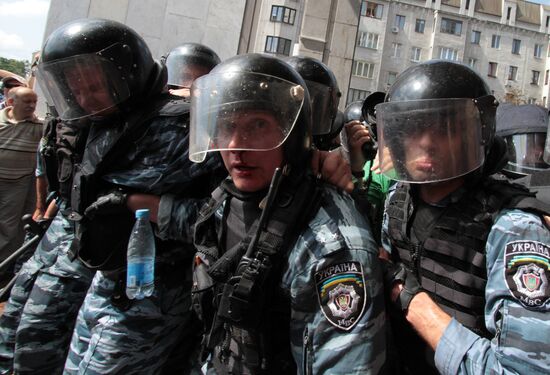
[27,18,225,374]
[165,43,221,99]
[496,102,550,203]
[190,53,386,374]
[285,56,342,151]
[379,60,550,374]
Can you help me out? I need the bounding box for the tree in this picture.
[0,57,29,77]
[503,85,526,105]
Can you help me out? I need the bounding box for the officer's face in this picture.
[65,64,116,116]
[403,123,463,181]
[218,109,285,192]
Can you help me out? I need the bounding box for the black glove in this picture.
[84,190,128,220]
[22,214,52,237]
[382,260,423,312]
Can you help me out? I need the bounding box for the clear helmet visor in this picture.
[166,56,212,88]
[36,54,130,120]
[189,72,305,163]
[376,98,485,183]
[504,133,550,175]
[305,80,336,136]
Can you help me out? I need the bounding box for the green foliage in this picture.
[0,57,29,77]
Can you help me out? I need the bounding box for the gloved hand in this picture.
[22,214,53,237]
[84,190,128,220]
[381,260,423,312]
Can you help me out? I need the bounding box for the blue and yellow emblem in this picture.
[315,261,367,330]
[504,240,550,308]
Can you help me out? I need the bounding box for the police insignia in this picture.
[315,261,367,330]
[504,240,550,308]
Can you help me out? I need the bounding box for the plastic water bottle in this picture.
[126,209,155,300]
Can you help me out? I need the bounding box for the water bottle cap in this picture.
[135,209,150,219]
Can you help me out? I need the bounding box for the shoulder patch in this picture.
[315,261,367,331]
[504,240,550,308]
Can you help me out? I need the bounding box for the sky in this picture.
[0,0,51,61]
[2,0,550,62]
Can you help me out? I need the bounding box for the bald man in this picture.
[0,87,43,269]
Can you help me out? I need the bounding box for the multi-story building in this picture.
[349,0,550,106]
[41,0,550,112]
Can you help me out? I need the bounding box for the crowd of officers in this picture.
[0,17,548,375]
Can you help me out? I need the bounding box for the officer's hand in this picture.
[381,260,422,312]
[312,149,353,193]
[344,121,371,173]
[126,193,160,223]
[544,215,550,230]
[370,148,393,175]
[22,214,52,237]
[84,190,128,220]
[32,208,45,221]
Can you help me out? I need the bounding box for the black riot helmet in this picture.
[189,53,312,173]
[37,18,165,120]
[165,43,221,89]
[285,56,341,146]
[496,103,550,177]
[376,60,499,183]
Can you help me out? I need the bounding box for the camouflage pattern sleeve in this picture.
[156,194,206,243]
[435,208,550,375]
[285,187,386,374]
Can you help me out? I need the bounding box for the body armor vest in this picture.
[192,176,322,375]
[41,116,89,201]
[388,178,539,335]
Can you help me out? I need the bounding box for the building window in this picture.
[270,6,296,24]
[391,43,402,58]
[440,18,462,36]
[415,19,425,33]
[361,1,383,19]
[358,32,379,49]
[394,14,406,30]
[488,62,498,77]
[544,96,547,106]
[507,7,512,21]
[264,36,292,56]
[411,47,422,62]
[532,70,540,85]
[528,98,537,105]
[512,39,521,55]
[471,30,481,44]
[508,66,518,80]
[347,88,369,105]
[352,61,375,79]
[534,44,543,58]
[546,69,549,85]
[546,15,550,27]
[468,58,477,69]
[465,0,470,9]
[439,47,458,61]
[387,72,398,86]
[491,35,500,49]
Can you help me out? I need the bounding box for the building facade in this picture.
[41,0,550,112]
[349,0,550,106]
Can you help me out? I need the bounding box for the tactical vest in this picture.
[69,95,191,270]
[41,116,90,201]
[387,177,548,335]
[192,175,322,375]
